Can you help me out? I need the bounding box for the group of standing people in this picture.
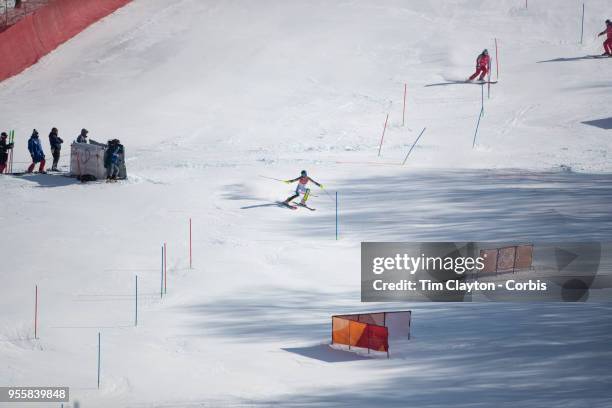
[0,127,124,177]
[21,128,88,174]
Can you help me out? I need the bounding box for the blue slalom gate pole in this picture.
[473,108,484,148]
[402,127,427,165]
[97,332,101,389]
[160,246,163,299]
[580,4,585,44]
[135,275,138,327]
[335,192,338,240]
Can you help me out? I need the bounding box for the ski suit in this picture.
[602,25,612,55]
[0,138,14,173]
[469,53,490,81]
[27,133,46,173]
[49,130,63,171]
[283,175,322,205]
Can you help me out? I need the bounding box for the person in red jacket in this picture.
[468,49,490,82]
[598,20,612,56]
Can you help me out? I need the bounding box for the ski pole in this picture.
[319,185,335,202]
[258,175,286,182]
[402,127,427,165]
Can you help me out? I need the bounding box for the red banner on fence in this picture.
[0,0,132,82]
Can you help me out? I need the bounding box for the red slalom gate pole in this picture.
[189,218,192,269]
[378,113,389,156]
[402,84,407,126]
[495,38,499,81]
[164,242,167,294]
[34,285,38,339]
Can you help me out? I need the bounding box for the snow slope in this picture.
[0,1,611,407]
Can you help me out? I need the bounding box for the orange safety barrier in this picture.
[0,0,132,82]
[331,311,411,357]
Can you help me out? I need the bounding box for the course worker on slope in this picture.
[76,128,89,143]
[27,129,46,173]
[283,170,323,207]
[104,139,124,181]
[0,132,14,174]
[468,49,490,82]
[598,20,612,56]
[48,127,63,171]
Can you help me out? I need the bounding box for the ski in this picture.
[425,80,499,87]
[293,202,316,211]
[276,201,298,210]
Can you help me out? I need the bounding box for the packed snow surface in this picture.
[1,0,611,407]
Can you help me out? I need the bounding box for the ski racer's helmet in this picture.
[483,49,489,55]
[81,128,88,135]
[0,132,7,139]
[300,170,307,176]
[606,19,611,25]
[51,127,58,133]
[32,129,38,136]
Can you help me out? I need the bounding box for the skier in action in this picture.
[283,170,323,209]
[27,129,46,173]
[0,132,14,174]
[48,127,63,171]
[468,49,490,82]
[598,19,612,56]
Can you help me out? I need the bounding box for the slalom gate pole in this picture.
[402,84,407,126]
[97,332,101,389]
[160,246,163,299]
[580,3,585,44]
[378,113,389,156]
[34,285,38,339]
[495,39,499,81]
[473,108,484,148]
[135,275,138,327]
[402,127,427,165]
[335,192,338,240]
[525,0,528,10]
[8,130,14,173]
[189,218,192,269]
[163,243,167,295]
[481,84,484,113]
[487,69,491,99]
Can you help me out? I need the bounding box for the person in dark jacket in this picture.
[104,139,124,181]
[0,132,14,174]
[76,128,89,143]
[27,129,46,173]
[48,127,63,171]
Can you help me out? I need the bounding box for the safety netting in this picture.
[0,0,132,81]
[331,311,411,357]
